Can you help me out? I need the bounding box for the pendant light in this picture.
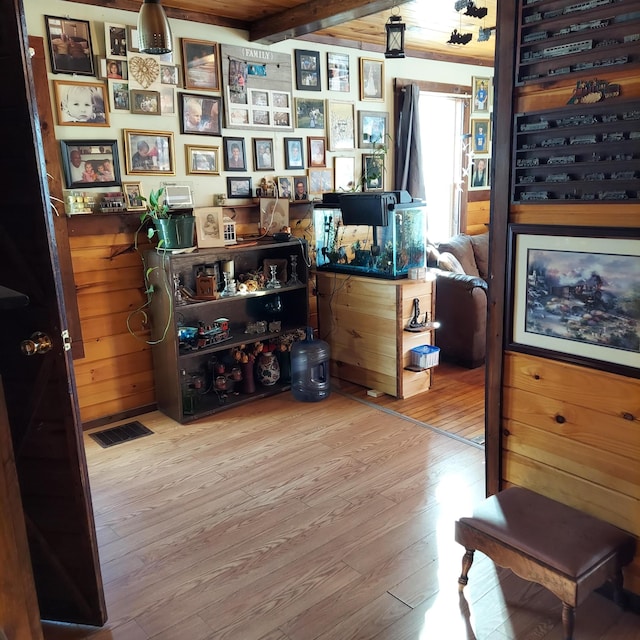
[137,0,173,54]
[385,10,406,59]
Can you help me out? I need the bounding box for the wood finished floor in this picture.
[41,368,638,640]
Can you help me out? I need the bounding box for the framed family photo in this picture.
[122,181,146,211]
[507,225,640,378]
[223,137,247,171]
[123,129,175,175]
[185,145,220,175]
[227,176,252,199]
[358,110,388,148]
[294,98,325,129]
[308,168,333,194]
[108,80,129,111]
[360,58,384,101]
[45,15,95,76]
[53,80,109,126]
[194,207,225,248]
[308,137,326,167]
[295,49,321,91]
[327,52,350,92]
[181,38,220,91]
[60,139,120,188]
[284,137,304,170]
[180,93,222,135]
[259,198,290,234]
[253,138,274,171]
[104,23,127,58]
[130,90,160,115]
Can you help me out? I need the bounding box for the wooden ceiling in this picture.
[70,0,496,66]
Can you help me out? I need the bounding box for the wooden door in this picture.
[0,0,106,626]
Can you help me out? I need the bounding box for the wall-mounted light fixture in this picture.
[137,0,173,54]
[385,12,406,58]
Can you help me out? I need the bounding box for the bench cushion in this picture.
[458,487,634,578]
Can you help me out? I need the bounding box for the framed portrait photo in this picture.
[180,93,222,135]
[227,176,252,199]
[472,119,490,154]
[104,23,127,59]
[334,156,355,192]
[327,52,350,92]
[472,76,491,113]
[194,207,225,248]
[100,58,128,81]
[253,138,275,171]
[470,157,491,190]
[358,110,389,148]
[362,154,385,191]
[327,101,355,151]
[295,49,321,91]
[277,176,293,200]
[186,145,220,175]
[284,137,304,170]
[53,80,109,126]
[160,64,180,86]
[223,137,247,171]
[294,98,325,130]
[45,15,95,76]
[308,136,326,167]
[507,225,640,378]
[181,38,220,91]
[130,89,161,115]
[360,58,384,102]
[122,181,146,211]
[292,176,309,201]
[60,139,120,188]
[123,129,175,175]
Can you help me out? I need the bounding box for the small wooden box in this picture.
[196,273,217,298]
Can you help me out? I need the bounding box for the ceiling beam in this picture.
[250,0,412,44]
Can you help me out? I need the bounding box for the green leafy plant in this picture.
[138,187,169,241]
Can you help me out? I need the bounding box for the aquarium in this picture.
[314,192,427,279]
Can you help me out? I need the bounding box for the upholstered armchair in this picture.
[432,233,489,369]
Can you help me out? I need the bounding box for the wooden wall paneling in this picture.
[510,206,640,228]
[465,200,490,235]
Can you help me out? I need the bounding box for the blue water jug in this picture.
[290,327,331,402]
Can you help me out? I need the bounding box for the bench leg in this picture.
[458,548,475,589]
[611,568,627,609]
[561,602,574,640]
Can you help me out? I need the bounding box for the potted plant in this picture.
[139,187,195,250]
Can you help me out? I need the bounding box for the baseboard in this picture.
[82,403,157,431]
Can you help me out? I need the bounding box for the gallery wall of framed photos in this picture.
[25,0,491,210]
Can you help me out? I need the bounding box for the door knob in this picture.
[20,331,53,356]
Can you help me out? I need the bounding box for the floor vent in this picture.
[89,421,154,448]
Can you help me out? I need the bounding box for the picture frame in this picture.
[507,224,640,378]
[277,176,293,200]
[130,89,161,115]
[45,15,95,76]
[294,98,325,130]
[101,58,128,81]
[253,138,275,171]
[327,52,350,92]
[360,58,384,102]
[284,137,305,170]
[159,87,176,115]
[295,49,321,91]
[185,145,220,175]
[179,93,222,135]
[292,176,309,201]
[362,154,385,191]
[472,76,491,113]
[126,26,139,53]
[470,157,491,190]
[60,139,121,188]
[181,38,220,91]
[259,198,290,235]
[308,168,334,195]
[472,119,490,154]
[123,129,175,175]
[108,80,129,112]
[53,80,109,126]
[160,64,180,86]
[122,181,146,211]
[334,156,355,192]
[223,137,247,171]
[227,176,252,199]
[358,110,389,148]
[194,207,225,248]
[104,23,127,59]
[308,136,326,167]
[327,101,355,151]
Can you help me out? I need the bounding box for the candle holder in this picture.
[286,254,301,285]
[266,264,281,289]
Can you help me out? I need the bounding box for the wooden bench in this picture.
[455,487,636,640]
